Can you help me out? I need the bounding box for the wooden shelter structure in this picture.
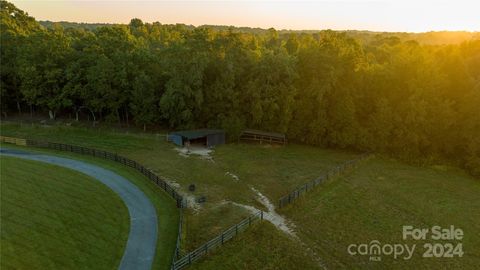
[168,129,225,148]
[239,129,287,145]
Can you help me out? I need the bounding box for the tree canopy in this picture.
[1,1,479,176]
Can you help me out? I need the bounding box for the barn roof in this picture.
[170,129,224,140]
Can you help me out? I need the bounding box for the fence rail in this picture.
[0,136,185,208]
[2,135,369,269]
[278,153,371,208]
[2,135,187,269]
[171,211,263,270]
[0,136,27,146]
[172,208,184,263]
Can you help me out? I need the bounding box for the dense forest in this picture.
[1,1,479,176]
[38,21,480,46]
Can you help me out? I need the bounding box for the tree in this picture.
[17,25,72,119]
[130,71,156,131]
[242,49,297,133]
[159,30,211,128]
[2,1,480,176]
[0,0,41,114]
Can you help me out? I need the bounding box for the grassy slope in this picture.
[280,156,480,269]
[0,122,358,251]
[0,144,179,270]
[190,222,319,270]
[0,156,129,269]
[2,122,479,269]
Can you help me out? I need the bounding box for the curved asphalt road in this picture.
[0,148,157,270]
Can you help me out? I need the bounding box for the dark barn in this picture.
[168,129,225,148]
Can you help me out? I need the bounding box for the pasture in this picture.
[2,122,479,269]
[279,157,480,269]
[183,156,480,269]
[0,122,358,250]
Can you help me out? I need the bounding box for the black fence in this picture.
[1,136,187,269]
[2,136,369,269]
[172,208,185,263]
[171,211,264,270]
[278,153,371,208]
[23,139,185,208]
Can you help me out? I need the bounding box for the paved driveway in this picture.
[1,148,158,270]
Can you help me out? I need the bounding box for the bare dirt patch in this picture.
[163,178,202,212]
[174,146,214,162]
[231,187,297,238]
[225,171,239,181]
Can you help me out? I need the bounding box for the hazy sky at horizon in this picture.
[10,0,480,32]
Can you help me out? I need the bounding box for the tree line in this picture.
[1,1,479,176]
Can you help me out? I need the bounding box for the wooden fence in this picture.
[278,153,371,208]
[0,136,27,146]
[239,129,287,145]
[0,136,185,208]
[2,135,369,269]
[2,136,188,269]
[171,211,263,270]
[172,208,185,263]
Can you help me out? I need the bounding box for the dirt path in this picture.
[232,187,298,237]
[0,148,158,270]
[231,186,328,269]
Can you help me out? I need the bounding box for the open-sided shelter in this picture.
[168,129,225,148]
[239,129,287,145]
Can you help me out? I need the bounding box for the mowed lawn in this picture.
[0,156,129,269]
[0,145,180,270]
[279,156,480,269]
[0,122,358,250]
[2,122,479,269]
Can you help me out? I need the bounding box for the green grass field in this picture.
[183,156,480,269]
[2,121,479,269]
[0,156,129,269]
[0,122,358,251]
[0,144,180,270]
[189,222,320,270]
[279,156,480,269]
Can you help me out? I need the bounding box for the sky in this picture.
[10,0,480,33]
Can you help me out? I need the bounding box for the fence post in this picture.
[20,138,184,210]
[221,232,224,244]
[260,211,263,220]
[235,224,238,235]
[248,216,251,225]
